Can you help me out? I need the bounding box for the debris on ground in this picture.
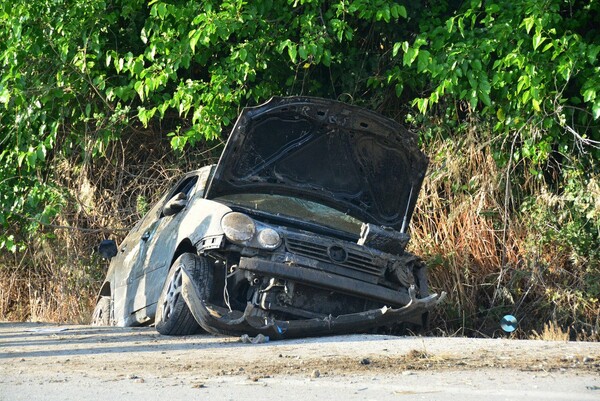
[240,333,270,344]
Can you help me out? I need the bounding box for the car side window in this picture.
[170,176,198,199]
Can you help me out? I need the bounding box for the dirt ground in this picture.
[1,322,599,400]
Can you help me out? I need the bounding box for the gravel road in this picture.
[1,322,599,400]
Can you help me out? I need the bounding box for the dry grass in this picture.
[409,130,599,340]
[530,321,570,342]
[409,134,518,333]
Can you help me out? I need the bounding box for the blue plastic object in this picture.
[500,315,518,332]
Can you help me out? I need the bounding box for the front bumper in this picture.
[179,259,446,339]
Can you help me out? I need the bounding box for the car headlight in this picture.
[221,212,256,242]
[257,228,281,249]
[221,212,282,250]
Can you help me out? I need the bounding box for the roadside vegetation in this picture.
[1,0,598,339]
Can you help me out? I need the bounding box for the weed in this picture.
[530,321,570,342]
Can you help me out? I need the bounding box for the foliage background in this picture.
[1,0,598,338]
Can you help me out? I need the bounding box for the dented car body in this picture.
[92,96,445,338]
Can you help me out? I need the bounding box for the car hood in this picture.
[205,97,428,232]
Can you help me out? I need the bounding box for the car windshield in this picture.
[215,193,363,234]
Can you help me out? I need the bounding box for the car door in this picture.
[125,173,200,321]
[110,191,168,322]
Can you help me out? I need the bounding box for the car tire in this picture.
[91,296,111,326]
[155,253,212,336]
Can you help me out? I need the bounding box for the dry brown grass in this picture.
[409,130,599,339]
[410,134,515,332]
[530,321,570,342]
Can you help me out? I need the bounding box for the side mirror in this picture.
[162,192,187,217]
[98,239,118,259]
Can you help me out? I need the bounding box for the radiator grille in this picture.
[285,236,384,277]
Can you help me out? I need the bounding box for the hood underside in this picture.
[205,97,428,231]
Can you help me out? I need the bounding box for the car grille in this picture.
[285,235,384,278]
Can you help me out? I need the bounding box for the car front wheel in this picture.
[91,296,111,326]
[155,253,212,336]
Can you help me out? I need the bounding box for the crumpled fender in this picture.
[179,262,446,340]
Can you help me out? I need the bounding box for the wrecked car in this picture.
[92,96,445,339]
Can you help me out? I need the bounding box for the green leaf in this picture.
[322,49,331,66]
[523,17,534,34]
[414,97,429,114]
[17,152,26,168]
[497,108,505,122]
[36,145,46,162]
[417,50,430,72]
[403,47,418,66]
[170,135,187,151]
[189,30,200,53]
[140,27,148,44]
[397,5,407,19]
[588,45,600,64]
[458,16,465,36]
[27,147,37,167]
[1,235,17,253]
[298,45,307,60]
[479,89,492,107]
[395,83,403,97]
[157,3,167,19]
[239,48,248,62]
[133,59,144,75]
[470,90,478,109]
[517,75,529,94]
[116,58,124,73]
[533,33,545,51]
[138,107,149,127]
[466,70,477,90]
[583,88,596,103]
[134,81,145,101]
[446,17,455,33]
[288,45,297,63]
[0,87,10,104]
[593,102,600,119]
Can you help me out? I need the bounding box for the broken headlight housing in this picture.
[221,212,281,250]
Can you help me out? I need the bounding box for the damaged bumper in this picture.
[179,262,446,340]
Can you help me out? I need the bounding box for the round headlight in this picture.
[221,212,256,243]
[257,228,281,249]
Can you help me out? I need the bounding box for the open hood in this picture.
[205,97,428,231]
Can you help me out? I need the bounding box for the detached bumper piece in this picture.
[179,261,446,340]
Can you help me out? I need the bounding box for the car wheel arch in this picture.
[170,239,197,268]
[97,281,111,300]
[92,282,113,326]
